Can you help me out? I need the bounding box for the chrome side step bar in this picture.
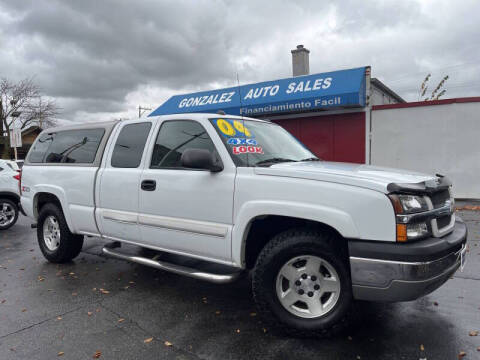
[102,243,243,284]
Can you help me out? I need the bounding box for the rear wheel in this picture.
[0,198,19,230]
[252,229,352,337]
[37,203,84,263]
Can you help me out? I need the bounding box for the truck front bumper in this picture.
[348,219,467,302]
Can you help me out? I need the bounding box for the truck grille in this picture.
[428,189,454,236]
[436,215,452,229]
[430,189,450,209]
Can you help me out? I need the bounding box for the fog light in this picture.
[406,222,429,239]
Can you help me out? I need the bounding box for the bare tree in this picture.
[418,73,449,101]
[0,77,59,158]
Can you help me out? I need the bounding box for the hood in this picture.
[254,161,438,193]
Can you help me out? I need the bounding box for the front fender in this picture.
[231,200,359,267]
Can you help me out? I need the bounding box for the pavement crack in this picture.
[0,305,85,340]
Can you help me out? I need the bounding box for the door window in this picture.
[111,122,152,168]
[150,120,217,169]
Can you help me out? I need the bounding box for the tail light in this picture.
[13,170,22,194]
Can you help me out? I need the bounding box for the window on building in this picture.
[44,129,105,164]
[111,122,152,168]
[150,120,217,169]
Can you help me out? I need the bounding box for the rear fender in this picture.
[32,185,74,232]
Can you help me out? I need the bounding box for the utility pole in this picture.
[38,97,43,129]
[138,105,152,118]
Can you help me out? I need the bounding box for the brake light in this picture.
[14,170,22,194]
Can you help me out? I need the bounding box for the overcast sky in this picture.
[1,0,479,124]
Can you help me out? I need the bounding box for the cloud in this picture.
[0,0,479,122]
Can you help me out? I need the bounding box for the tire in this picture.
[0,198,19,230]
[37,203,84,263]
[252,228,352,337]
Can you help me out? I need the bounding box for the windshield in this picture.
[210,118,317,167]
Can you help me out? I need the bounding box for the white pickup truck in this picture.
[21,114,467,336]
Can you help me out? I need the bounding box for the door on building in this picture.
[274,112,366,163]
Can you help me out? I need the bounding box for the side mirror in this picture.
[181,148,223,173]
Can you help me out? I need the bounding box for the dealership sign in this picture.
[149,67,366,117]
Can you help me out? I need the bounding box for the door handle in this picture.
[141,179,156,191]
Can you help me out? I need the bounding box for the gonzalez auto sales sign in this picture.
[149,67,367,117]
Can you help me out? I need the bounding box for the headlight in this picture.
[388,194,430,242]
[389,194,428,214]
[406,222,429,239]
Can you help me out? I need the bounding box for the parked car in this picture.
[20,114,467,336]
[0,160,21,230]
[0,159,20,172]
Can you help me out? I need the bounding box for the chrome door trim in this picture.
[101,208,228,238]
[102,209,138,224]
[138,213,228,238]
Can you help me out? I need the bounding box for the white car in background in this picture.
[0,160,21,230]
[0,159,20,172]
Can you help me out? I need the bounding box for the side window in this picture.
[150,120,217,169]
[111,122,152,168]
[44,129,105,164]
[28,133,55,163]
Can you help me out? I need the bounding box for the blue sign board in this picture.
[149,67,366,117]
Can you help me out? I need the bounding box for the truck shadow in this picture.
[77,239,461,359]
[117,257,459,359]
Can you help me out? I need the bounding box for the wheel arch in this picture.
[33,189,74,232]
[233,201,358,269]
[242,215,349,270]
[0,191,20,205]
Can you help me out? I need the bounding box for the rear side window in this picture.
[28,133,55,163]
[150,120,217,169]
[111,122,152,168]
[44,129,105,164]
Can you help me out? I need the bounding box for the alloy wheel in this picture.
[276,255,341,319]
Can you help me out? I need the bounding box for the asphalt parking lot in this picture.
[1,206,479,360]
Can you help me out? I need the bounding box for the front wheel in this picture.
[252,229,352,337]
[37,203,84,263]
[0,198,19,230]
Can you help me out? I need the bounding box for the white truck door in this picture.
[138,119,235,264]
[96,120,153,243]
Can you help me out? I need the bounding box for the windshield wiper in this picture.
[299,157,321,162]
[254,158,297,167]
